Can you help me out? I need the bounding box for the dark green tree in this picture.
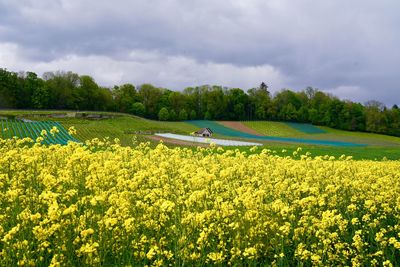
[113,83,137,113]
[158,107,169,121]
[204,86,226,120]
[0,69,20,108]
[178,109,188,121]
[139,84,162,118]
[32,83,49,109]
[78,75,101,110]
[189,110,197,120]
[226,88,248,120]
[44,71,80,109]
[169,109,177,121]
[131,102,145,116]
[248,85,271,120]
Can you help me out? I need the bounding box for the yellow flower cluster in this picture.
[0,137,399,266]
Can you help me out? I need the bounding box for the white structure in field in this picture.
[194,128,213,137]
[156,133,262,147]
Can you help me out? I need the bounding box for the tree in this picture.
[139,84,162,118]
[279,103,297,121]
[204,111,212,120]
[248,85,271,120]
[255,106,266,120]
[97,87,114,111]
[113,83,137,113]
[131,102,145,116]
[204,86,227,120]
[32,84,49,109]
[0,69,21,108]
[169,110,177,121]
[168,91,186,113]
[20,71,42,108]
[2,67,400,137]
[233,103,245,120]
[308,108,319,124]
[184,86,207,119]
[189,110,197,120]
[78,75,101,110]
[44,71,80,109]
[297,106,309,122]
[387,107,400,136]
[260,82,268,91]
[179,109,188,121]
[226,88,248,120]
[158,107,169,121]
[364,101,388,133]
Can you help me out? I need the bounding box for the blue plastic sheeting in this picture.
[187,120,366,147]
[0,119,79,145]
[285,122,326,134]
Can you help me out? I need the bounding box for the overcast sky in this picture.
[0,0,399,105]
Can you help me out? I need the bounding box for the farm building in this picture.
[194,128,213,137]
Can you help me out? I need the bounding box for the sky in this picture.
[0,0,399,105]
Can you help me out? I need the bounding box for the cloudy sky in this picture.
[0,0,399,105]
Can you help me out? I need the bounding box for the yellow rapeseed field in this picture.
[0,134,399,266]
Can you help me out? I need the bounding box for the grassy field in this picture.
[243,121,306,137]
[0,110,200,147]
[50,117,199,147]
[1,110,400,160]
[244,120,400,147]
[240,120,400,159]
[236,143,400,160]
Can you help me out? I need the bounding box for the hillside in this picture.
[1,110,400,159]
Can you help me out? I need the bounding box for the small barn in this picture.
[194,128,213,137]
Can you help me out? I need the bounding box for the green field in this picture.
[0,119,78,145]
[244,121,306,137]
[59,116,199,146]
[244,120,400,147]
[0,110,199,147]
[1,110,400,160]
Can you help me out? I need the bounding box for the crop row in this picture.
[0,120,78,145]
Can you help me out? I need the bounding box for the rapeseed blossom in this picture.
[0,136,399,266]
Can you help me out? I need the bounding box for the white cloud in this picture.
[0,42,19,67]
[325,85,367,103]
[1,43,286,91]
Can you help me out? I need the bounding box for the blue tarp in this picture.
[285,122,326,134]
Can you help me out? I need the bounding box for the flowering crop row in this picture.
[0,137,399,266]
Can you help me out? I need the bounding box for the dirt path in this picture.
[145,135,209,147]
[218,121,263,136]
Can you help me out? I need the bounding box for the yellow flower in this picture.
[50,126,59,136]
[68,126,77,135]
[0,135,399,265]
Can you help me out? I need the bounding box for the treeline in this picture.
[1,68,400,136]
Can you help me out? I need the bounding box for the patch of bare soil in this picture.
[218,121,263,136]
[145,135,209,147]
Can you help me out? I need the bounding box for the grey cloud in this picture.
[0,0,399,105]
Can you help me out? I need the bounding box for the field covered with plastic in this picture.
[0,137,399,266]
[188,120,365,147]
[155,133,262,146]
[0,120,78,145]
